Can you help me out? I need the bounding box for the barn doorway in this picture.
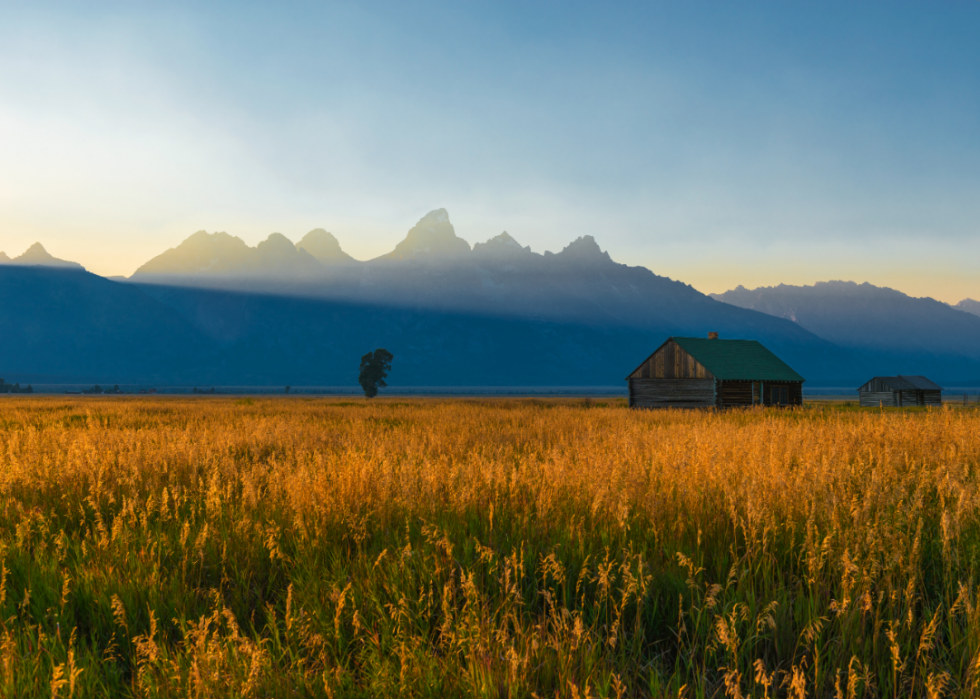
[771,386,789,405]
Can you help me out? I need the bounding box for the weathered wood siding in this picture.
[783,383,804,406]
[718,381,753,407]
[858,389,943,407]
[716,381,803,407]
[628,379,716,409]
[859,391,897,407]
[858,378,895,393]
[628,340,714,380]
[763,382,803,406]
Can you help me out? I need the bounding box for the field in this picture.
[2,398,980,698]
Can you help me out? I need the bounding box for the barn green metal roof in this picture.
[670,337,806,382]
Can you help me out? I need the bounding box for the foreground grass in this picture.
[1,397,980,697]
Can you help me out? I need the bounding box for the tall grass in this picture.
[1,397,979,697]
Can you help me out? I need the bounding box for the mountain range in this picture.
[0,243,84,269]
[712,283,980,382]
[954,298,980,318]
[3,210,979,387]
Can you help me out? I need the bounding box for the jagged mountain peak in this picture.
[8,242,84,269]
[0,252,10,263]
[379,208,470,261]
[473,231,532,257]
[955,298,980,318]
[418,208,450,226]
[552,235,612,264]
[489,231,524,248]
[254,232,324,273]
[256,232,296,254]
[184,230,247,247]
[133,228,334,278]
[730,280,919,301]
[256,232,307,263]
[133,230,255,277]
[296,229,356,264]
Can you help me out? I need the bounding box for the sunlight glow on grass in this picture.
[1,397,979,696]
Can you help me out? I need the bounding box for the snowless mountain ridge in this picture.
[130,209,611,278]
[4,210,978,312]
[954,298,980,318]
[4,210,980,384]
[711,281,980,373]
[0,243,84,270]
[711,281,980,321]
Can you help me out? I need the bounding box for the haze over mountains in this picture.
[0,243,84,270]
[955,299,980,318]
[130,210,466,281]
[712,282,980,383]
[3,210,980,387]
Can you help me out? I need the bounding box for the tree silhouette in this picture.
[358,349,394,398]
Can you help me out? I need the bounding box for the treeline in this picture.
[82,384,123,394]
[0,378,33,394]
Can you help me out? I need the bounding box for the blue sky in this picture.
[1,1,978,300]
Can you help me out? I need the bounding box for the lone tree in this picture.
[359,348,394,398]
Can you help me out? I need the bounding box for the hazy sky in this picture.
[2,1,978,301]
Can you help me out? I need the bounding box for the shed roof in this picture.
[627,337,805,382]
[859,375,943,391]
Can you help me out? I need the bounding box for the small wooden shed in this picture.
[857,376,942,407]
[626,335,805,409]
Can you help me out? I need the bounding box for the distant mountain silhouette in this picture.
[472,231,532,259]
[0,210,866,386]
[1,263,857,386]
[7,210,979,387]
[373,208,471,261]
[712,281,980,382]
[955,299,980,318]
[132,230,324,279]
[295,229,357,265]
[0,266,217,382]
[0,243,84,269]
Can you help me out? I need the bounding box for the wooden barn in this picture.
[626,334,805,409]
[857,376,942,407]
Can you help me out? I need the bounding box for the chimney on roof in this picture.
[708,332,719,340]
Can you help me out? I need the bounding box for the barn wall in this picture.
[860,391,896,407]
[788,383,803,406]
[760,382,803,407]
[718,381,753,407]
[629,340,713,380]
[859,378,894,392]
[860,390,942,407]
[898,390,943,407]
[628,379,716,409]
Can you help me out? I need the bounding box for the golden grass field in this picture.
[2,396,980,698]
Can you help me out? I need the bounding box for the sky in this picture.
[1,1,979,301]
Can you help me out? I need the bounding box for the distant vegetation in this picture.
[0,378,32,393]
[81,384,122,394]
[358,348,393,398]
[1,398,979,696]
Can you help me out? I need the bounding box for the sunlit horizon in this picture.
[1,211,976,306]
[2,1,978,303]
